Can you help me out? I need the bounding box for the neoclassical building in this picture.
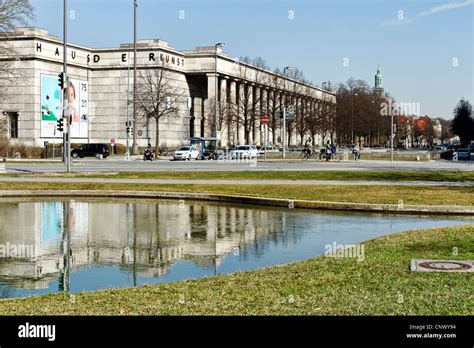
[0,27,335,148]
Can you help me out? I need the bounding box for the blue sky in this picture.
[30,0,473,119]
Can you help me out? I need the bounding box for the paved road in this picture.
[2,158,474,173]
[0,176,472,187]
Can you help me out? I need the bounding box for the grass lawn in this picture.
[6,170,474,182]
[0,224,472,315]
[0,182,472,206]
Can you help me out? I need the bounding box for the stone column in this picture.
[268,89,274,145]
[281,92,286,146]
[317,101,323,146]
[309,99,315,144]
[206,73,218,137]
[238,82,246,144]
[219,77,228,146]
[260,88,268,146]
[274,91,281,145]
[248,83,254,144]
[193,96,202,138]
[254,86,259,146]
[189,96,195,138]
[298,97,304,145]
[228,79,237,146]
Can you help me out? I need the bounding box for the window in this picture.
[8,112,19,138]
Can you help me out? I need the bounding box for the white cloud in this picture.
[381,0,473,27]
[419,0,474,16]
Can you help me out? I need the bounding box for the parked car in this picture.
[440,149,454,160]
[230,145,258,159]
[71,143,110,158]
[198,149,222,160]
[173,145,200,160]
[434,145,447,151]
[454,148,471,161]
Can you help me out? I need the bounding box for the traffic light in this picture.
[126,121,132,137]
[58,72,66,90]
[57,118,64,132]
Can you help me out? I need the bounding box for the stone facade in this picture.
[0,27,335,148]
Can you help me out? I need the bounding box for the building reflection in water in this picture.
[0,199,294,292]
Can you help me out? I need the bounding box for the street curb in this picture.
[0,190,473,215]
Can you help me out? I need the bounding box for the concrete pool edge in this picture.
[0,189,473,215]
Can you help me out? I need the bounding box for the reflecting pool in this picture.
[0,198,470,298]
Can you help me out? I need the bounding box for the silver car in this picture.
[230,145,258,159]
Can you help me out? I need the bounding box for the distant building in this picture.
[0,27,335,148]
[373,66,384,95]
[393,114,443,148]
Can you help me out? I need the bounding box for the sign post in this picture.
[125,121,132,161]
[262,114,268,161]
[391,113,394,162]
[283,108,286,159]
[275,110,294,159]
[53,125,56,159]
[111,138,116,156]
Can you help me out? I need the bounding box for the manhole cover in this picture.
[411,259,473,273]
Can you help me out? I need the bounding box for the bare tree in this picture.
[284,68,305,147]
[229,56,269,144]
[321,93,337,144]
[335,78,391,146]
[293,85,313,146]
[267,69,285,146]
[305,91,321,147]
[135,67,185,148]
[0,0,34,136]
[208,95,230,145]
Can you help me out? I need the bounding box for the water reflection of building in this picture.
[0,200,298,290]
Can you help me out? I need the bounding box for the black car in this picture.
[198,150,222,160]
[71,143,110,158]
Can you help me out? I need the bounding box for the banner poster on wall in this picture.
[41,74,88,138]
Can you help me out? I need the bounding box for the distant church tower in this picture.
[374,66,384,95]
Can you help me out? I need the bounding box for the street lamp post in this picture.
[371,100,375,146]
[132,0,138,155]
[351,92,358,146]
[282,66,293,159]
[63,0,70,172]
[126,52,131,160]
[391,105,394,162]
[214,43,225,140]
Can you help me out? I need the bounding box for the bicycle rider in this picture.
[303,139,312,158]
[325,140,332,161]
[330,143,337,159]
